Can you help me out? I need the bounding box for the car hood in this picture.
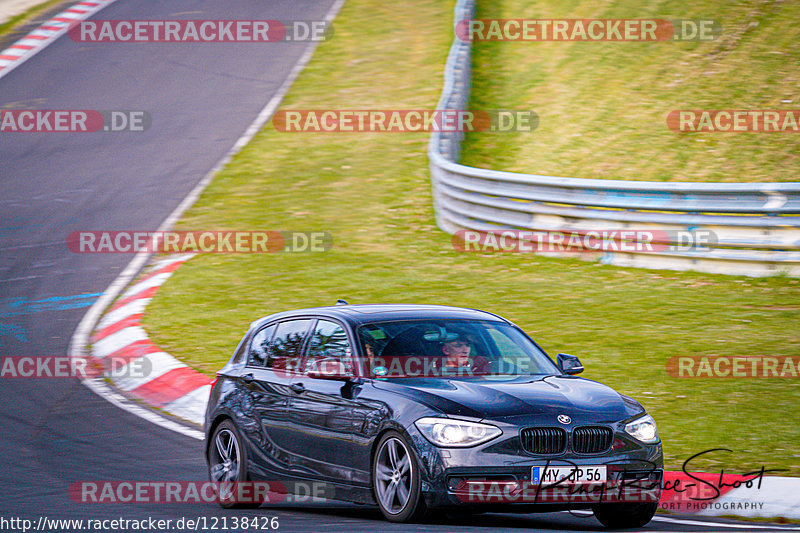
[372,375,643,425]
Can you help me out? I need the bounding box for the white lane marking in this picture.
[119,272,173,299]
[92,326,147,358]
[96,298,149,329]
[149,253,195,272]
[652,515,800,530]
[0,275,41,283]
[69,0,347,441]
[114,351,184,391]
[82,377,204,440]
[571,510,800,530]
[698,476,800,520]
[0,0,119,81]
[164,385,210,426]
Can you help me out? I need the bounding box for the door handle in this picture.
[240,373,255,384]
[290,382,306,394]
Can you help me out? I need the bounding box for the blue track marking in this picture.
[0,292,102,345]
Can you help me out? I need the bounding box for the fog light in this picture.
[447,477,464,491]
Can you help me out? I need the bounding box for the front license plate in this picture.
[532,465,607,485]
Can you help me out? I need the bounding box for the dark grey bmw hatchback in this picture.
[205,304,663,528]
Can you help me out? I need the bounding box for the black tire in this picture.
[593,502,658,529]
[207,419,260,508]
[372,431,427,522]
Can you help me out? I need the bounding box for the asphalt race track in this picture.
[0,1,797,531]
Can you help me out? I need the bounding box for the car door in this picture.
[285,318,361,483]
[241,318,313,478]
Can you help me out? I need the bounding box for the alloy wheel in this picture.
[374,436,413,514]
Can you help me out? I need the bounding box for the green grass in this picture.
[461,0,800,182]
[143,0,800,476]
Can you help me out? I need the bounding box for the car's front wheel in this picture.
[372,431,426,522]
[208,420,259,508]
[593,501,658,529]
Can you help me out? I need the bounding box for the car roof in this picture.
[249,304,509,330]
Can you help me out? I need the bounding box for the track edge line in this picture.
[67,0,347,441]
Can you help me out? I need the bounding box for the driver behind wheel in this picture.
[434,331,490,376]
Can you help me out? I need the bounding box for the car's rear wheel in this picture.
[593,501,658,529]
[372,431,426,522]
[208,420,259,508]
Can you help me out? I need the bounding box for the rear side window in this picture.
[269,319,313,372]
[304,320,352,374]
[248,324,277,367]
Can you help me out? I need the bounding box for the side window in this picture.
[487,327,526,363]
[248,324,276,367]
[304,320,352,374]
[487,326,548,373]
[269,319,313,373]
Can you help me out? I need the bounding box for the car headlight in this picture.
[414,417,502,447]
[624,414,659,444]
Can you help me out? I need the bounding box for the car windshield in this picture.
[356,319,559,379]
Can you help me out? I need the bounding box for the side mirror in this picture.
[307,357,351,380]
[557,353,584,375]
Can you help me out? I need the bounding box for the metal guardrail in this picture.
[428,0,800,276]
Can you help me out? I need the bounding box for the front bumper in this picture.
[408,424,663,510]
